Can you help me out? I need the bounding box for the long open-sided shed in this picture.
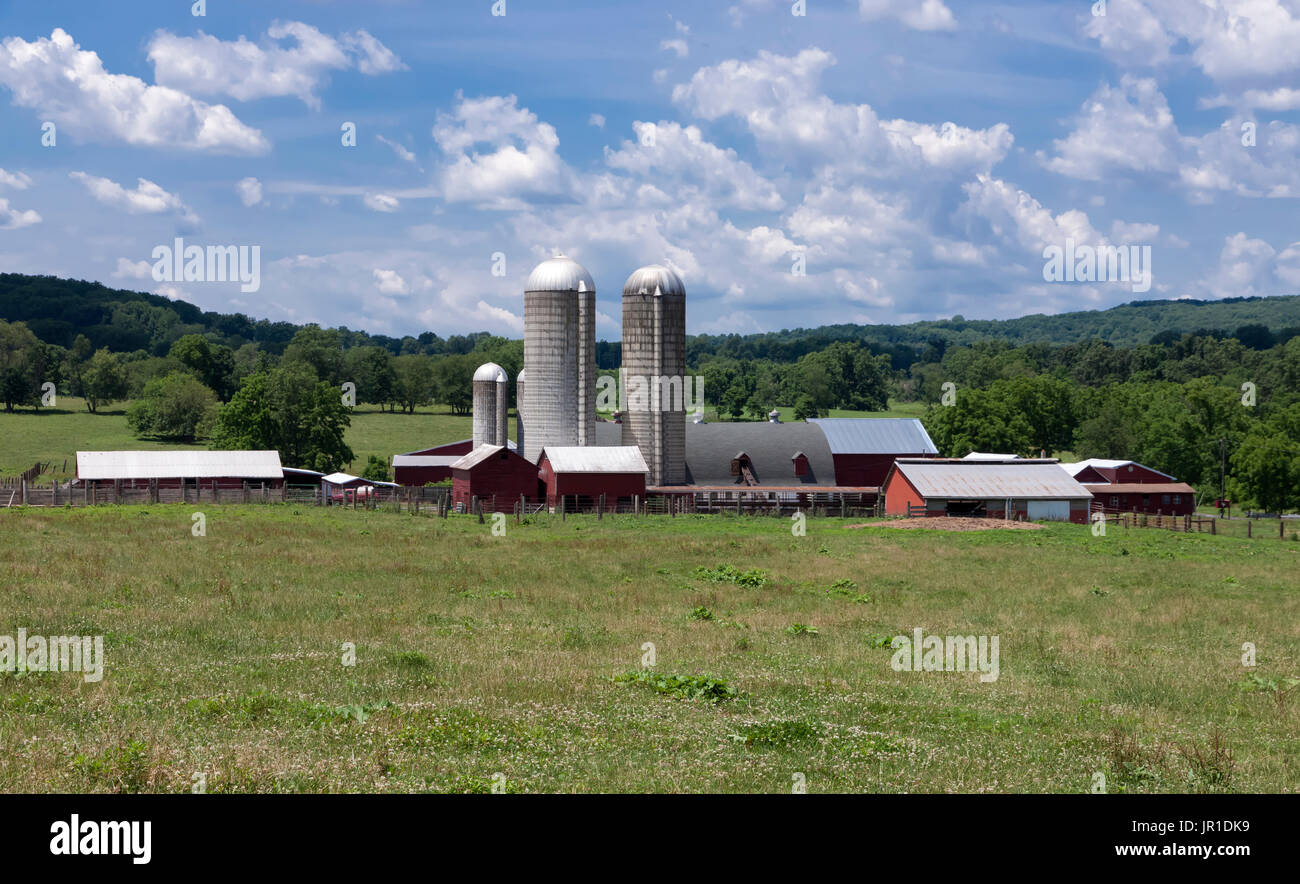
[76,450,284,490]
[883,458,1093,523]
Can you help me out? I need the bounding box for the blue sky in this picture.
[0,0,1297,339]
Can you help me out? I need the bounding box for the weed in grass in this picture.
[1177,729,1236,791]
[612,670,737,703]
[688,606,716,621]
[785,624,819,636]
[729,719,818,748]
[1238,672,1300,711]
[1104,727,1168,792]
[693,564,769,588]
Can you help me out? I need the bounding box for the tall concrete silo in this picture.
[621,264,686,485]
[521,255,596,462]
[515,368,526,459]
[472,362,509,449]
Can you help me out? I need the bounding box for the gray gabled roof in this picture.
[807,418,938,455]
[592,421,838,486]
[449,444,522,471]
[892,459,1092,500]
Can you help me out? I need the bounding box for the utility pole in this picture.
[1218,437,1227,517]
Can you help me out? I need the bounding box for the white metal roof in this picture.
[473,362,508,383]
[525,255,595,293]
[963,452,1022,461]
[808,418,938,454]
[893,460,1092,500]
[322,472,366,485]
[77,450,282,480]
[622,264,685,298]
[540,445,648,474]
[392,455,461,468]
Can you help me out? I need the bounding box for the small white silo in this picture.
[472,362,508,449]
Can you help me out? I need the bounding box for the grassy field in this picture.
[0,399,474,480]
[1,505,1297,793]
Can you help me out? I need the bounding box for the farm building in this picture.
[1058,458,1176,485]
[807,418,939,486]
[589,418,929,491]
[882,458,1093,523]
[1060,459,1195,515]
[321,472,399,504]
[538,446,648,511]
[392,438,517,486]
[76,450,284,491]
[449,444,541,512]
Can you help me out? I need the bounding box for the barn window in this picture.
[1173,494,1181,504]
[1110,496,1118,508]
[1162,494,1170,505]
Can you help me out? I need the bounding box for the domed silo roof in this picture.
[525,255,596,293]
[622,264,685,298]
[473,362,508,383]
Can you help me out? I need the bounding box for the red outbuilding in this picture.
[450,444,540,512]
[883,458,1093,523]
[393,438,518,486]
[1058,459,1197,515]
[538,446,648,511]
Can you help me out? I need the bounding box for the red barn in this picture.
[538,446,648,511]
[393,439,517,486]
[883,458,1093,523]
[449,445,540,512]
[807,418,939,486]
[1058,460,1196,515]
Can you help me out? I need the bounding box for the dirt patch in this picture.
[848,517,1045,532]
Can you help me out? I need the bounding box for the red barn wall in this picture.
[394,465,453,486]
[832,453,932,488]
[1088,488,1195,515]
[451,450,539,511]
[882,469,923,515]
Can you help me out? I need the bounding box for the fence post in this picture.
[1247,519,1252,538]
[19,477,26,506]
[1281,519,1285,540]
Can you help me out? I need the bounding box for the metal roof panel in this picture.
[895,461,1092,499]
[808,418,938,454]
[76,450,283,480]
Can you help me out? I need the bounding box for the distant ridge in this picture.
[3,272,1299,358]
